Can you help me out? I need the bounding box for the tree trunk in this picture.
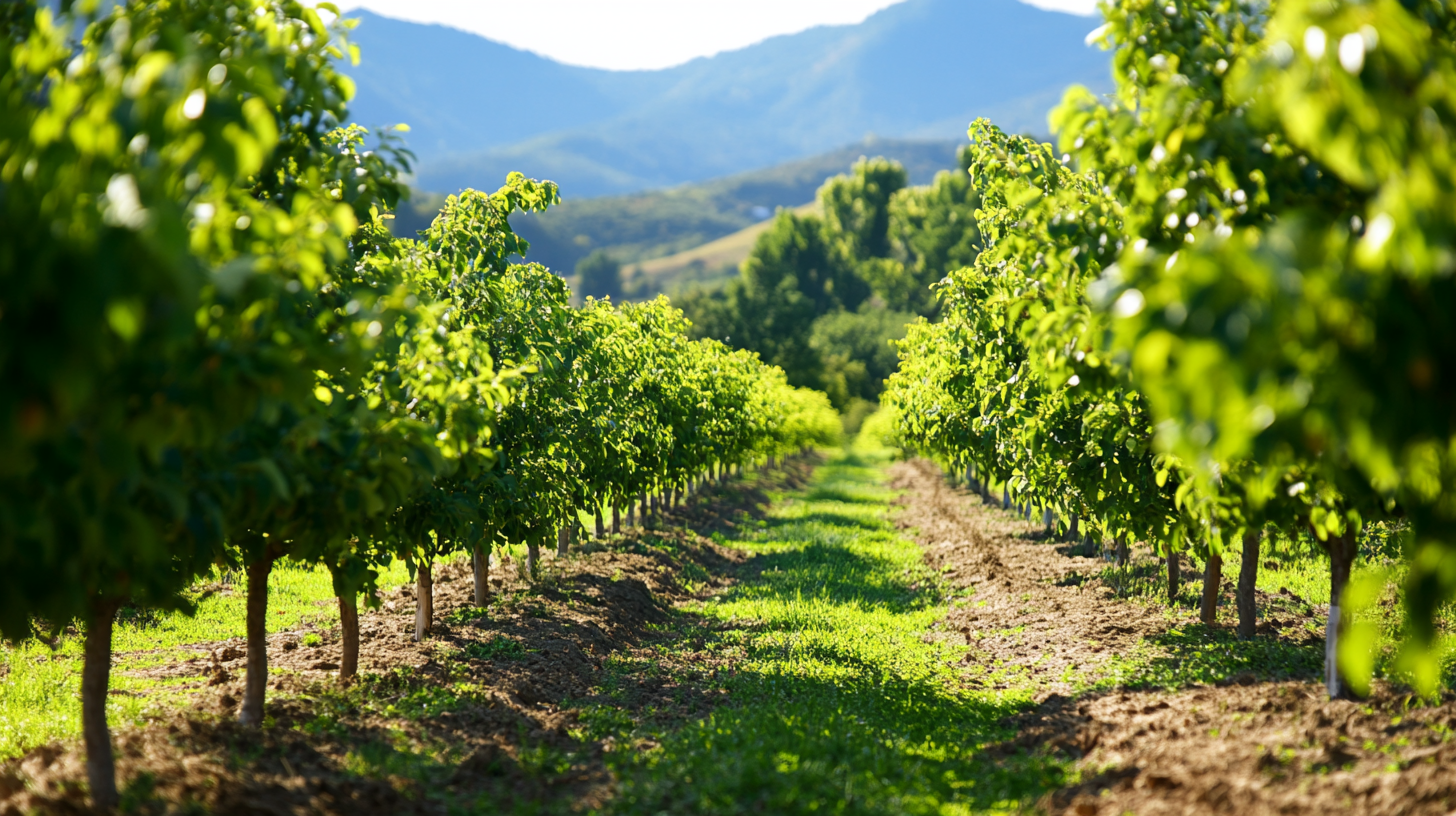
[338,594,359,685]
[1166,546,1181,604]
[413,559,433,641]
[626,499,635,528]
[638,491,648,520]
[594,508,605,539]
[1002,486,1010,510]
[1326,528,1360,700]
[82,598,120,811]
[1115,533,1129,568]
[767,454,776,469]
[240,556,274,727]
[1237,530,1260,638]
[1042,508,1055,536]
[526,538,541,579]
[1200,553,1223,626]
[1066,514,1080,543]
[557,526,570,557]
[612,503,621,534]
[473,544,490,607]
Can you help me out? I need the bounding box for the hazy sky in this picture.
[331,0,1102,71]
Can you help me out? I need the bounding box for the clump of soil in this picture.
[0,460,814,816]
[891,457,1456,816]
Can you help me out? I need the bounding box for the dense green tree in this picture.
[878,149,982,317]
[810,307,913,408]
[683,152,981,410]
[821,156,908,261]
[684,211,861,391]
[575,249,623,301]
[0,0,399,803]
[1053,0,1453,695]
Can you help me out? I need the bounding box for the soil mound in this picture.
[891,457,1456,816]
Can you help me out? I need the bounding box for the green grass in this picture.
[602,440,1069,815]
[1088,533,1456,690]
[0,555,433,761]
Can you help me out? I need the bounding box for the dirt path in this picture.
[890,457,1456,816]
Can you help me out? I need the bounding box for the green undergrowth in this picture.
[600,440,1069,815]
[1070,525,1456,692]
[0,552,436,761]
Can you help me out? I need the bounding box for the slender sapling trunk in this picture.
[1237,530,1260,638]
[558,526,570,557]
[1115,534,1129,568]
[612,503,621,534]
[338,594,359,684]
[473,544,490,606]
[82,598,121,811]
[1166,546,1181,604]
[1200,553,1223,626]
[240,556,275,727]
[594,508,605,539]
[413,559,433,641]
[526,538,541,579]
[1326,528,1360,700]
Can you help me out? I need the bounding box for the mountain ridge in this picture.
[343,0,1109,198]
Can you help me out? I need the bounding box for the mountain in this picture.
[392,137,961,282]
[343,0,1109,199]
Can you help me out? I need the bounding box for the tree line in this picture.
[885,0,1456,702]
[0,0,841,809]
[677,150,982,424]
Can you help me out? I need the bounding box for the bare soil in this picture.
[890,457,1456,816]
[0,462,814,816]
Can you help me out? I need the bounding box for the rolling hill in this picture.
[343,0,1109,199]
[392,137,963,280]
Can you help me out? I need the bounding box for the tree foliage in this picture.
[888,0,1456,698]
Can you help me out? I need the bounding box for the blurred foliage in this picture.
[681,154,983,412]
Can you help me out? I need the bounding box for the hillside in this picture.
[343,0,1108,198]
[392,137,963,280]
[627,201,823,297]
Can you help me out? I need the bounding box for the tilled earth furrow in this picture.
[891,457,1456,816]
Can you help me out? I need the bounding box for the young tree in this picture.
[1056,0,1444,696]
[0,0,391,803]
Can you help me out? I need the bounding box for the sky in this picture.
[330,0,1101,71]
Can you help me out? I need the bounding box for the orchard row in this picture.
[0,1,839,808]
[885,0,1456,701]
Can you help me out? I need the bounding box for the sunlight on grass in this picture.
[1090,537,1456,690]
[0,552,449,760]
[606,439,1069,815]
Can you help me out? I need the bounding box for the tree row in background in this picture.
[885,0,1456,702]
[677,149,982,425]
[0,1,840,809]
